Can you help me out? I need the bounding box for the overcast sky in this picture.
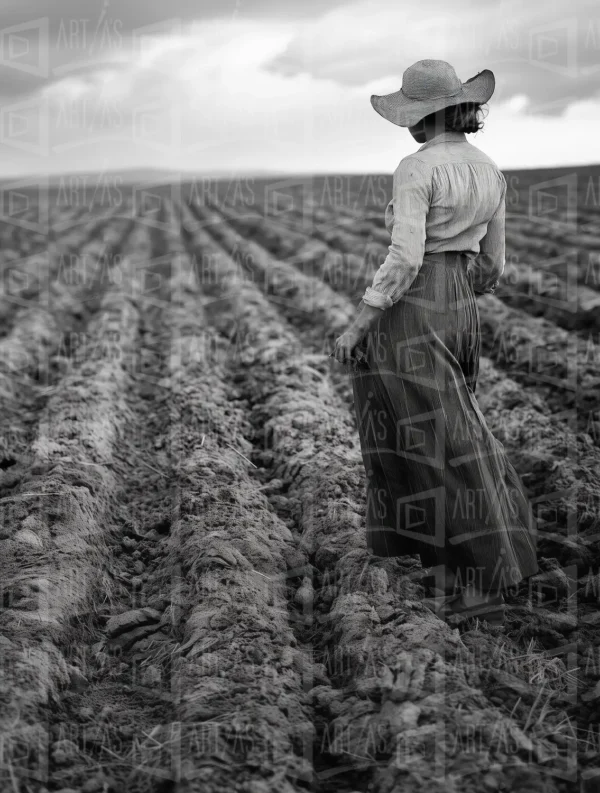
[0,0,598,177]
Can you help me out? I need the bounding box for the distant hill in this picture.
[1,162,598,188]
[0,167,293,187]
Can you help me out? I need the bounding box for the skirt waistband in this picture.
[421,250,476,268]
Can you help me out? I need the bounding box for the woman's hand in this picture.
[332,301,385,364]
[332,325,367,364]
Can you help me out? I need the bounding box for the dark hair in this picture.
[443,102,487,134]
[420,102,487,134]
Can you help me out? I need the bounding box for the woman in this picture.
[332,60,539,625]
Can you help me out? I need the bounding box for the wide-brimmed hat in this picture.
[370,59,495,128]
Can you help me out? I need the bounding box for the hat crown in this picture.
[402,60,462,100]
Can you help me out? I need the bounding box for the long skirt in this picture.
[350,250,539,594]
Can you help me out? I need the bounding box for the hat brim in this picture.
[370,69,495,128]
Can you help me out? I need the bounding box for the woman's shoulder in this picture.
[430,142,506,189]
[393,153,431,179]
[462,140,504,171]
[468,147,507,189]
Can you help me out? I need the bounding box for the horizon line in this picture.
[1,161,599,185]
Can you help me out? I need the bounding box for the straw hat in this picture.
[370,59,495,128]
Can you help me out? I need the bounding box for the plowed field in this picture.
[1,167,599,793]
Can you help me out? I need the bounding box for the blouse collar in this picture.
[417,131,467,152]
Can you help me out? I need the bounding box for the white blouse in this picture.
[363,130,507,310]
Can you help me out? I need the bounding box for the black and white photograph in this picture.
[0,1,598,791]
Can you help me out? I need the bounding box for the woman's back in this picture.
[384,130,507,257]
[364,129,507,309]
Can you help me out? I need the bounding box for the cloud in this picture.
[0,6,598,177]
[266,0,600,116]
[0,0,347,34]
[18,19,306,165]
[0,0,347,99]
[505,94,530,113]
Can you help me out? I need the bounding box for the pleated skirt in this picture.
[350,250,539,594]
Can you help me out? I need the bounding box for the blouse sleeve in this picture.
[469,173,507,295]
[362,156,431,310]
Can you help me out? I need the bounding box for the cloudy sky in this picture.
[0,0,598,177]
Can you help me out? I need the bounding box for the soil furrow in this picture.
[179,209,577,793]
[0,214,135,496]
[202,199,376,304]
[190,202,357,408]
[0,240,142,791]
[157,202,316,793]
[0,179,592,792]
[0,207,89,334]
[44,216,181,793]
